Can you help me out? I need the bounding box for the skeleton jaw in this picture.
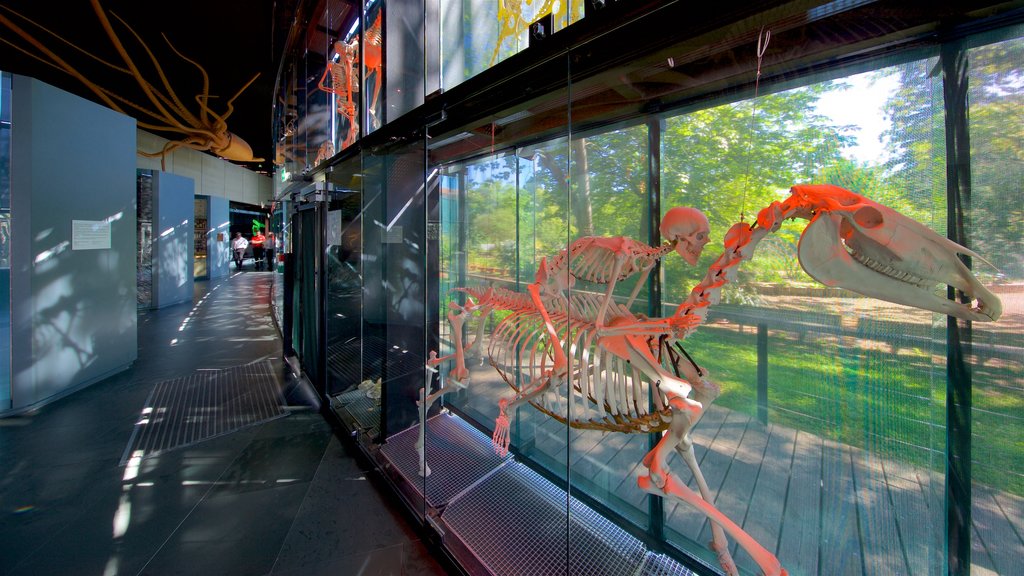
[662,207,710,266]
[798,211,1002,322]
[674,240,705,265]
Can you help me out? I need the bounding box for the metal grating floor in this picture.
[639,552,699,576]
[326,338,361,386]
[374,410,697,576]
[333,388,381,437]
[442,462,653,576]
[381,413,511,508]
[120,360,287,464]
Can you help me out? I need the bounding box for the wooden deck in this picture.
[447,378,1023,576]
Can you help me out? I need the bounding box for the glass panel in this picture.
[306,7,335,170]
[436,150,519,426]
[385,0,425,122]
[440,0,584,90]
[271,200,288,327]
[0,71,9,410]
[430,62,572,573]
[361,150,387,420]
[317,0,361,157]
[364,0,385,133]
[559,123,654,530]
[296,205,321,389]
[658,58,950,575]
[966,33,1024,576]
[137,171,154,309]
[325,158,367,402]
[194,196,208,279]
[274,61,306,182]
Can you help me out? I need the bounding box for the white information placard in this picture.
[72,220,111,250]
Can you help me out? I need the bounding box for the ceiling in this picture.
[0,0,300,174]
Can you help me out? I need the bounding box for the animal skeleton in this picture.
[419,184,1001,576]
[0,0,264,170]
[317,38,360,149]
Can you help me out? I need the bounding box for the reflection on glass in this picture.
[305,29,333,171]
[274,63,305,179]
[967,34,1023,576]
[315,0,362,157]
[364,1,384,133]
[360,151,387,429]
[439,151,520,431]
[441,0,584,89]
[432,50,1014,575]
[0,71,9,409]
[324,162,375,438]
[657,59,953,574]
[193,196,208,279]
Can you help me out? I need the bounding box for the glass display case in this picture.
[274,2,1023,575]
[0,72,10,411]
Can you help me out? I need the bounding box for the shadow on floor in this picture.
[0,273,447,576]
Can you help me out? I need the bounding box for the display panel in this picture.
[359,149,388,436]
[429,35,1017,576]
[273,4,1022,575]
[656,58,953,575]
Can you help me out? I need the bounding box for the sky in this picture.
[812,70,901,166]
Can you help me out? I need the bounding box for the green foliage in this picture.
[441,38,1023,494]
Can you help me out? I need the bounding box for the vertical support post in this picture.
[646,116,665,541]
[282,252,294,357]
[317,197,329,396]
[757,323,768,425]
[941,39,973,576]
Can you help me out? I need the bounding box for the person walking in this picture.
[264,231,276,271]
[232,232,249,271]
[251,230,266,270]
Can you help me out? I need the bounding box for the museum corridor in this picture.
[0,272,447,576]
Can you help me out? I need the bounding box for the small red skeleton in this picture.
[317,38,360,149]
[420,184,1001,576]
[317,11,382,144]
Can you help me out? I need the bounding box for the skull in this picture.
[661,207,710,265]
[793,184,1002,322]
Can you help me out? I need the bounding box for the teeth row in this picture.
[850,250,928,287]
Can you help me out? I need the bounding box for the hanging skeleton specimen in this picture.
[420,184,1002,576]
[317,38,360,149]
[0,0,264,170]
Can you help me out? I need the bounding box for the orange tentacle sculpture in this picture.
[0,0,264,170]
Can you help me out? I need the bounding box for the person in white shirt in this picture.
[231,232,249,270]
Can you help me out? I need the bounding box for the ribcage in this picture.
[545,237,674,284]
[485,293,675,433]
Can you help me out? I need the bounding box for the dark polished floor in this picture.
[0,272,447,576]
